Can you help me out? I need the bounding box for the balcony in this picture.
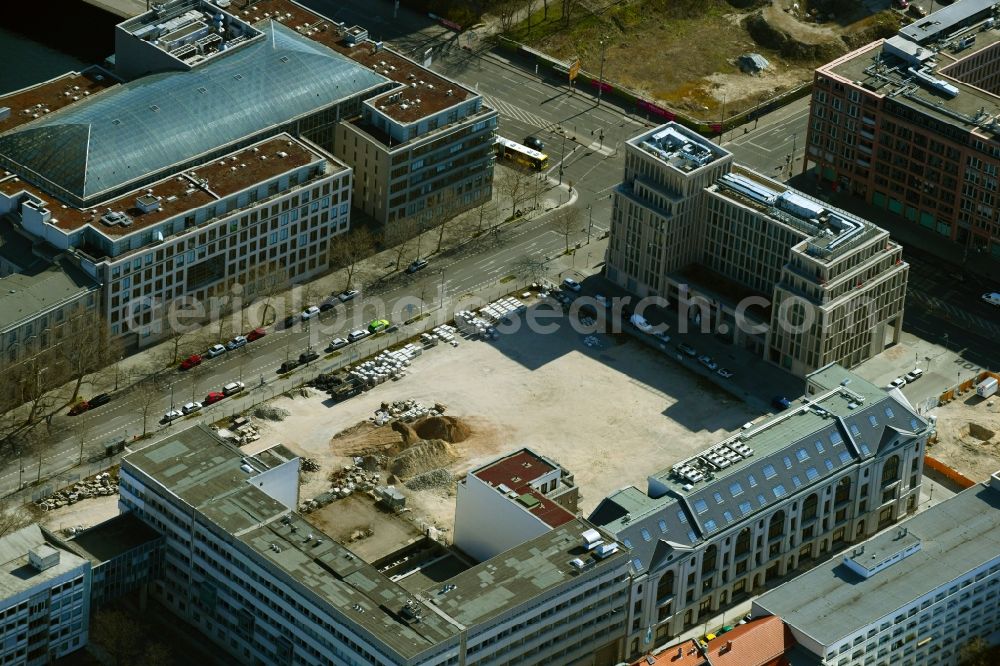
[862,116,876,126]
[860,129,875,141]
[858,144,873,155]
[856,158,871,168]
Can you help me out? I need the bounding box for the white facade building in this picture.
[754,470,1000,666]
[0,525,91,665]
[454,448,578,562]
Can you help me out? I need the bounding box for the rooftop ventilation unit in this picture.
[569,558,586,571]
[593,543,619,559]
[581,528,602,549]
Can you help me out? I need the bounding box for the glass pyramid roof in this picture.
[0,21,389,203]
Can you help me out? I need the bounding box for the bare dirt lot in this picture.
[254,313,756,552]
[929,392,1000,482]
[40,494,121,535]
[514,0,899,116]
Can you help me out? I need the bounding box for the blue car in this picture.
[772,396,791,410]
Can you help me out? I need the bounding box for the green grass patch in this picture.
[404,313,430,326]
[499,274,517,284]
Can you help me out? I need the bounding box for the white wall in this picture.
[454,474,550,562]
[248,458,299,510]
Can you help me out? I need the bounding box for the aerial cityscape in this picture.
[0,0,998,664]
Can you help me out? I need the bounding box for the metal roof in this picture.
[589,368,930,575]
[898,0,998,44]
[0,21,388,204]
[753,479,1000,648]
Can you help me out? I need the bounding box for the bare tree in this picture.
[58,311,123,404]
[554,207,583,253]
[434,193,467,254]
[328,227,376,291]
[90,610,145,666]
[254,265,290,327]
[386,219,419,271]
[497,167,532,217]
[498,0,519,32]
[0,500,36,539]
[562,0,574,26]
[134,379,161,438]
[512,254,549,281]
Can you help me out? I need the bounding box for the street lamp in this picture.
[597,38,608,108]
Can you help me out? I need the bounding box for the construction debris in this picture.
[404,468,454,491]
[35,472,117,511]
[373,399,443,426]
[301,458,320,472]
[253,405,290,421]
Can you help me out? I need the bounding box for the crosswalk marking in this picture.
[482,94,554,131]
[908,291,1000,338]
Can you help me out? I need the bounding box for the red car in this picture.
[247,327,267,342]
[180,354,202,370]
[68,401,90,416]
[204,391,225,405]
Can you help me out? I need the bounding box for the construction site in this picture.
[928,377,1000,483]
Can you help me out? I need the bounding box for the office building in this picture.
[607,123,908,377]
[62,513,163,610]
[0,0,495,350]
[805,0,1000,258]
[588,364,932,661]
[118,425,630,665]
[0,525,91,665]
[753,469,1000,666]
[454,448,579,561]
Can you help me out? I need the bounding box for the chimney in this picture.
[721,640,733,654]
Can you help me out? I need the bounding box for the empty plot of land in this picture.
[930,392,1000,482]
[258,313,756,539]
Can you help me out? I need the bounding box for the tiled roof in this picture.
[708,616,794,666]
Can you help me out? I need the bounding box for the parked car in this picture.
[68,401,90,416]
[524,136,545,151]
[653,332,671,344]
[348,329,369,343]
[717,368,735,379]
[299,350,319,364]
[225,335,248,351]
[892,0,908,8]
[982,292,1000,306]
[222,381,245,396]
[88,393,111,409]
[161,409,184,423]
[772,396,791,410]
[905,368,924,383]
[181,401,202,415]
[278,360,300,373]
[326,337,349,352]
[368,319,390,334]
[562,277,582,292]
[405,258,429,274]
[337,289,359,302]
[697,355,718,371]
[301,305,321,320]
[887,377,907,389]
[678,343,697,357]
[283,315,298,328]
[179,353,202,370]
[204,391,225,405]
[205,344,226,358]
[908,3,926,16]
[319,301,336,312]
[630,313,654,333]
[246,327,267,342]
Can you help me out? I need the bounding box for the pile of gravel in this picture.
[404,468,454,491]
[253,405,291,421]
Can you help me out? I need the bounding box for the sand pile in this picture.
[391,420,421,447]
[413,416,471,443]
[389,440,458,480]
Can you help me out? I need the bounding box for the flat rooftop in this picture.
[0,246,100,332]
[898,0,997,44]
[0,133,335,239]
[754,478,1000,647]
[473,449,575,529]
[824,31,1000,136]
[629,123,730,174]
[126,426,621,659]
[421,519,627,627]
[238,0,472,125]
[0,525,88,598]
[711,166,882,262]
[0,71,115,136]
[64,513,162,564]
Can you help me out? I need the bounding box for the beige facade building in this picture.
[607,123,908,377]
[589,364,933,661]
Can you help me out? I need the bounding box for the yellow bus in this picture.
[495,136,549,171]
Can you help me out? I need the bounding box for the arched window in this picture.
[735,528,751,556]
[881,455,900,487]
[768,511,785,539]
[656,571,675,601]
[835,477,852,504]
[701,545,717,575]
[802,493,819,521]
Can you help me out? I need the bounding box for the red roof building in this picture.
[632,617,796,666]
